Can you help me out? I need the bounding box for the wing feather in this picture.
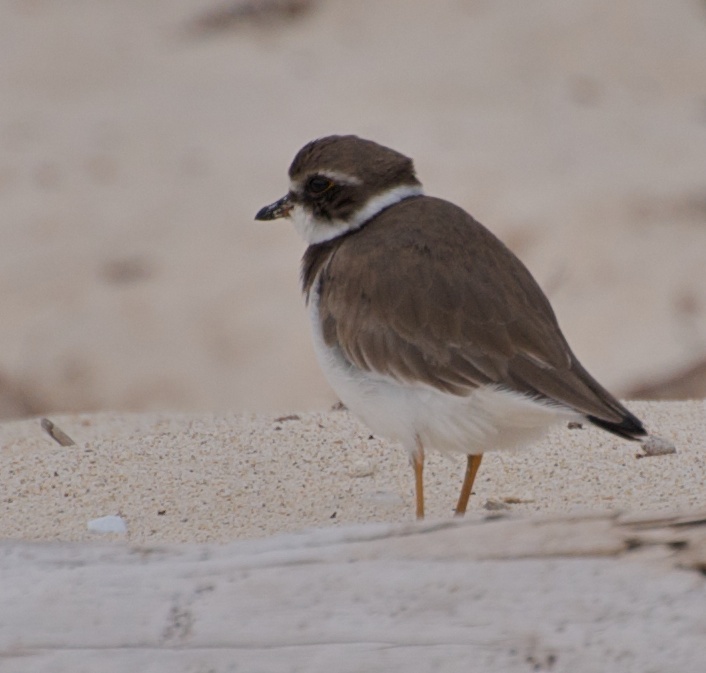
[315,196,629,422]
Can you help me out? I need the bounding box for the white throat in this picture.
[290,183,424,245]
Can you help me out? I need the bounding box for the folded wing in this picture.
[315,197,643,433]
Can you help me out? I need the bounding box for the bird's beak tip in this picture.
[255,195,292,221]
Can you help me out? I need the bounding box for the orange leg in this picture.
[455,453,483,516]
[412,443,425,520]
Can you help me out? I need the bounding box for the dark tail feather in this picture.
[587,410,647,441]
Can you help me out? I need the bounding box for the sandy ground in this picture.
[1,400,702,543]
[1,0,706,419]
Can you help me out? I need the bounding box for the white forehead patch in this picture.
[290,183,424,245]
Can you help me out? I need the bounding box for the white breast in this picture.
[308,287,578,458]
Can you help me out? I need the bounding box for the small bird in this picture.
[256,135,648,519]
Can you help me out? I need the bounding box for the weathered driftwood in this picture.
[2,510,705,673]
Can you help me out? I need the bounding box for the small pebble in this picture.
[637,435,677,458]
[348,460,375,478]
[483,499,511,511]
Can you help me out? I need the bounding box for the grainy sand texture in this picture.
[0,401,701,543]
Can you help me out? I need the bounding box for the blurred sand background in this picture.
[1,0,706,421]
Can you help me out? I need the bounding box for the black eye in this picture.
[306,175,333,195]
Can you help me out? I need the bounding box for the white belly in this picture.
[309,295,578,457]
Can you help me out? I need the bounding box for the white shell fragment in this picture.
[87,515,128,534]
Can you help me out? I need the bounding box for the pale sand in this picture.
[1,400,703,543]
